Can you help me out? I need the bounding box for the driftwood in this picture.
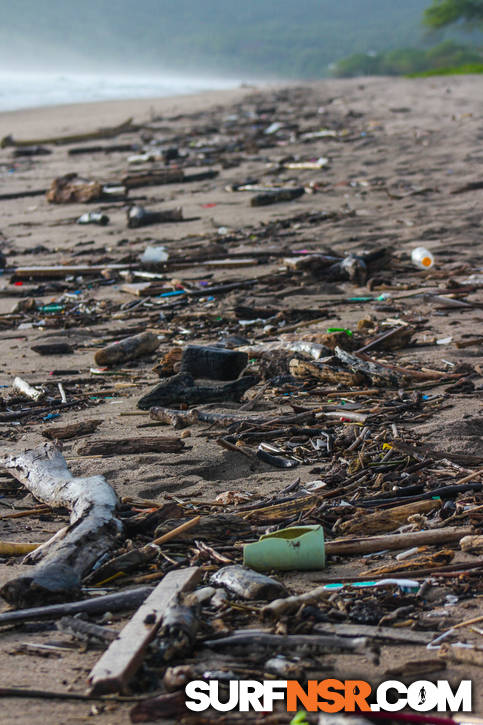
[180,345,248,380]
[325,526,473,556]
[57,616,118,645]
[94,331,160,367]
[337,499,441,536]
[130,691,188,723]
[313,622,436,645]
[31,342,73,355]
[127,205,183,227]
[155,602,199,662]
[42,419,103,441]
[137,372,259,410]
[46,174,104,204]
[122,169,185,189]
[0,443,122,607]
[85,516,201,585]
[289,358,364,387]
[89,567,201,694]
[12,263,135,280]
[0,586,152,626]
[1,118,139,148]
[334,346,401,385]
[204,632,369,655]
[74,436,184,456]
[460,535,483,554]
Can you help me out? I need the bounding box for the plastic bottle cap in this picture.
[422,256,432,267]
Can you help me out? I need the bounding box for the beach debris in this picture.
[46,173,104,203]
[210,565,287,600]
[127,204,183,227]
[94,330,160,367]
[0,442,122,607]
[77,211,110,225]
[88,567,201,694]
[251,187,305,206]
[137,372,259,409]
[74,436,185,456]
[31,342,74,355]
[42,419,103,440]
[1,117,139,148]
[244,525,325,571]
[411,246,434,269]
[180,345,248,380]
[12,376,45,402]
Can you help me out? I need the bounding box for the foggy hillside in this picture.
[1,0,432,78]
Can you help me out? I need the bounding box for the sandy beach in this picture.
[0,76,481,723]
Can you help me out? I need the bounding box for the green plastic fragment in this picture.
[327,327,352,336]
[290,712,309,725]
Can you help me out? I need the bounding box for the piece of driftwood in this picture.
[1,118,139,148]
[130,690,188,723]
[127,205,183,227]
[313,622,436,645]
[46,174,104,204]
[31,342,74,355]
[12,263,134,280]
[334,346,401,385]
[289,358,364,387]
[204,632,368,655]
[0,443,122,607]
[12,376,45,402]
[94,330,160,367]
[0,188,47,201]
[0,541,40,555]
[180,346,248,381]
[74,436,184,456]
[154,514,252,542]
[89,567,201,694]
[42,419,103,441]
[0,586,152,626]
[262,585,333,617]
[210,565,287,600]
[460,535,483,553]
[337,499,441,536]
[122,169,185,189]
[155,602,199,662]
[57,616,118,645]
[150,406,273,429]
[86,516,201,585]
[325,526,473,557]
[251,187,305,206]
[137,372,259,410]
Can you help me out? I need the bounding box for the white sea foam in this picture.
[0,71,242,112]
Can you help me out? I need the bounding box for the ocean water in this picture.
[0,71,242,112]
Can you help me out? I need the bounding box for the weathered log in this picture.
[57,616,118,645]
[11,263,136,280]
[0,443,122,607]
[122,169,184,189]
[46,174,104,204]
[137,372,259,410]
[326,526,473,557]
[1,118,139,148]
[89,567,201,694]
[289,358,364,387]
[337,499,441,536]
[180,345,248,380]
[74,436,184,456]
[42,419,103,441]
[31,342,74,355]
[203,632,368,655]
[334,346,401,385]
[127,205,183,228]
[210,565,287,600]
[0,586,152,626]
[94,330,160,367]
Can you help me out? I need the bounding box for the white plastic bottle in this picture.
[411,247,434,270]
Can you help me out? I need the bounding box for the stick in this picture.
[89,567,201,694]
[0,443,122,607]
[325,527,473,556]
[1,118,139,148]
[0,586,152,626]
[74,436,185,456]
